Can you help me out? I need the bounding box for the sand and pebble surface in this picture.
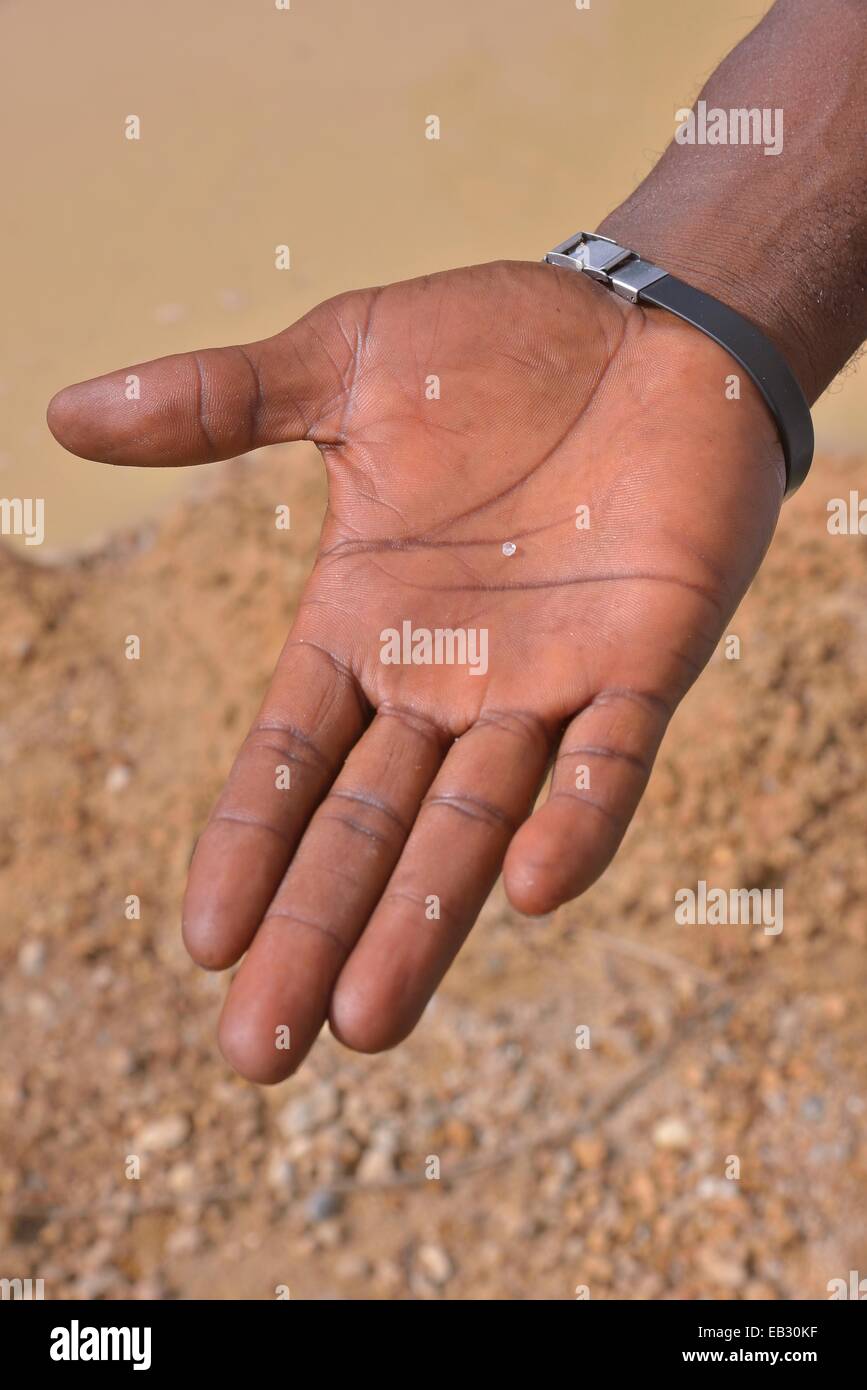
[1,448,865,1300]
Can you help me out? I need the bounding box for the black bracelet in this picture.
[544,231,814,497]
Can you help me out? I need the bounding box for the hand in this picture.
[48,260,785,1083]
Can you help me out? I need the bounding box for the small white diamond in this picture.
[502,541,517,557]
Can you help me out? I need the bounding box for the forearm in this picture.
[598,0,867,404]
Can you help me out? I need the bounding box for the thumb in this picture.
[46,297,359,467]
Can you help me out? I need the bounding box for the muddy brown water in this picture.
[2,0,863,556]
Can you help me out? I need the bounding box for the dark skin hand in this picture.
[47,259,783,1082]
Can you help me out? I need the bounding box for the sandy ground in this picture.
[1,447,866,1301]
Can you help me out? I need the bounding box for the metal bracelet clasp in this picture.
[544,230,667,303]
[544,231,632,282]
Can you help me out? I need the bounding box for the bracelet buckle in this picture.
[545,231,667,303]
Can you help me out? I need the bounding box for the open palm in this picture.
[48,259,784,1082]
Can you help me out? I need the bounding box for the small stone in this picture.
[311,1218,343,1249]
[696,1176,737,1201]
[135,1113,190,1152]
[305,1188,343,1222]
[167,1162,197,1194]
[277,1082,340,1137]
[106,1046,137,1078]
[800,1095,825,1122]
[356,1127,400,1184]
[12,637,34,662]
[652,1116,692,1151]
[416,1243,453,1286]
[26,992,52,1021]
[502,541,517,557]
[105,764,132,793]
[266,1155,296,1196]
[286,1134,314,1161]
[18,939,46,977]
[357,1147,395,1184]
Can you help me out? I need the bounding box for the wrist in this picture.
[597,0,867,407]
[597,200,817,406]
[546,229,811,497]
